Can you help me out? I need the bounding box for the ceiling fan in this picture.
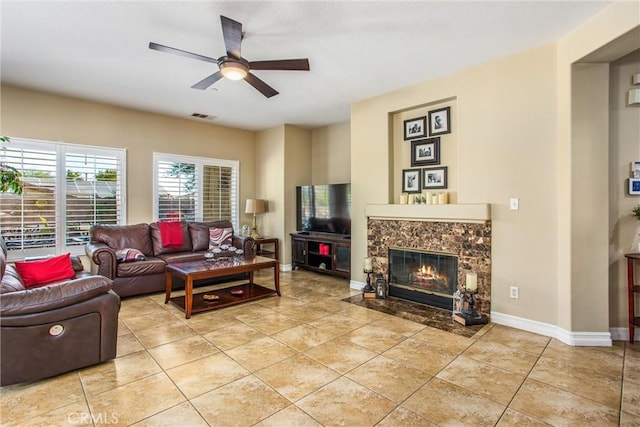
[149,15,310,98]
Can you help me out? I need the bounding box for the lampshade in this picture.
[245,199,266,215]
[220,61,248,81]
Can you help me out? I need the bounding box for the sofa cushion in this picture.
[150,222,193,255]
[116,248,146,263]
[209,227,233,249]
[189,220,233,251]
[91,223,153,257]
[157,252,207,264]
[14,254,75,288]
[116,257,166,278]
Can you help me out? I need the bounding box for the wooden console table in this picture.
[165,256,280,319]
[625,253,640,343]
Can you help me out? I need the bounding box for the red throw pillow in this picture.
[14,253,75,287]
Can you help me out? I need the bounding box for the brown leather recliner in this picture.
[0,236,120,386]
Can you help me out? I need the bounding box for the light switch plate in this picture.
[509,198,519,210]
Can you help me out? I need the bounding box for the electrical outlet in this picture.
[509,286,519,299]
[509,198,519,210]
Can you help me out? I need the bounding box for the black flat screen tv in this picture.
[296,183,351,236]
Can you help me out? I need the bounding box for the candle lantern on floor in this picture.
[362,257,376,298]
[375,275,387,299]
[452,272,488,326]
[452,284,464,315]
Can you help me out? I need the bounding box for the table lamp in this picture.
[245,199,266,239]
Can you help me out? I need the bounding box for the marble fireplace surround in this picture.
[365,204,492,315]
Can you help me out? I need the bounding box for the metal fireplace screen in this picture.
[388,248,458,309]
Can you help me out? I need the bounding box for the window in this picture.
[153,153,238,229]
[0,138,126,259]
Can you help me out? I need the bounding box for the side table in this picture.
[254,237,279,261]
[625,253,640,343]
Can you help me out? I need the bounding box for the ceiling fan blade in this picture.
[149,42,218,64]
[220,15,242,60]
[191,71,224,90]
[249,59,310,71]
[245,73,279,98]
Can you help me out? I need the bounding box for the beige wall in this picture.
[311,122,350,184]
[609,50,640,328]
[556,1,639,334]
[1,85,257,225]
[0,84,332,268]
[570,63,610,333]
[255,125,285,241]
[353,43,560,325]
[284,125,312,263]
[256,124,312,265]
[352,0,639,336]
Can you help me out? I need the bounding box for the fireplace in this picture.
[388,248,458,310]
[366,207,491,315]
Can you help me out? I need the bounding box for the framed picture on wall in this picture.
[402,168,422,193]
[403,116,426,140]
[630,178,640,195]
[428,107,451,136]
[411,137,440,166]
[422,166,448,189]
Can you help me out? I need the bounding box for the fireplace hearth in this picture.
[388,248,458,310]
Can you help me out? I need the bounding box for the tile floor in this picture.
[1,269,639,426]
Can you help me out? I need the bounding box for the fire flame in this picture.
[414,264,447,287]
[418,264,439,278]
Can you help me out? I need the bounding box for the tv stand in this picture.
[290,233,350,278]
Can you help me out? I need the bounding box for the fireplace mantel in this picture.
[365,203,491,223]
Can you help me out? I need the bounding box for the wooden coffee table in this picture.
[165,255,280,318]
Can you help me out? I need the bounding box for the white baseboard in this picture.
[342,289,617,346]
[280,263,292,272]
[491,311,612,347]
[610,327,640,342]
[350,280,365,290]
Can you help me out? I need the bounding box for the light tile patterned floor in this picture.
[1,269,639,426]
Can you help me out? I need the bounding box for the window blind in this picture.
[154,153,238,229]
[65,152,122,247]
[0,144,57,253]
[0,138,126,259]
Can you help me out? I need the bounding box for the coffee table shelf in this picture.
[169,283,277,315]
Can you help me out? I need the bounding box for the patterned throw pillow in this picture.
[116,248,146,263]
[208,227,233,249]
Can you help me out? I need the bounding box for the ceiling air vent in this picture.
[190,113,216,120]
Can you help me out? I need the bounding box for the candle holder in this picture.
[362,269,374,293]
[452,287,489,326]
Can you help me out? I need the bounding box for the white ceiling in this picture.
[1,1,612,131]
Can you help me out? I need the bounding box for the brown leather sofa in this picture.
[85,220,256,297]
[0,237,120,386]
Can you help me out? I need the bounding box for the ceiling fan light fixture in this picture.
[220,61,248,80]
